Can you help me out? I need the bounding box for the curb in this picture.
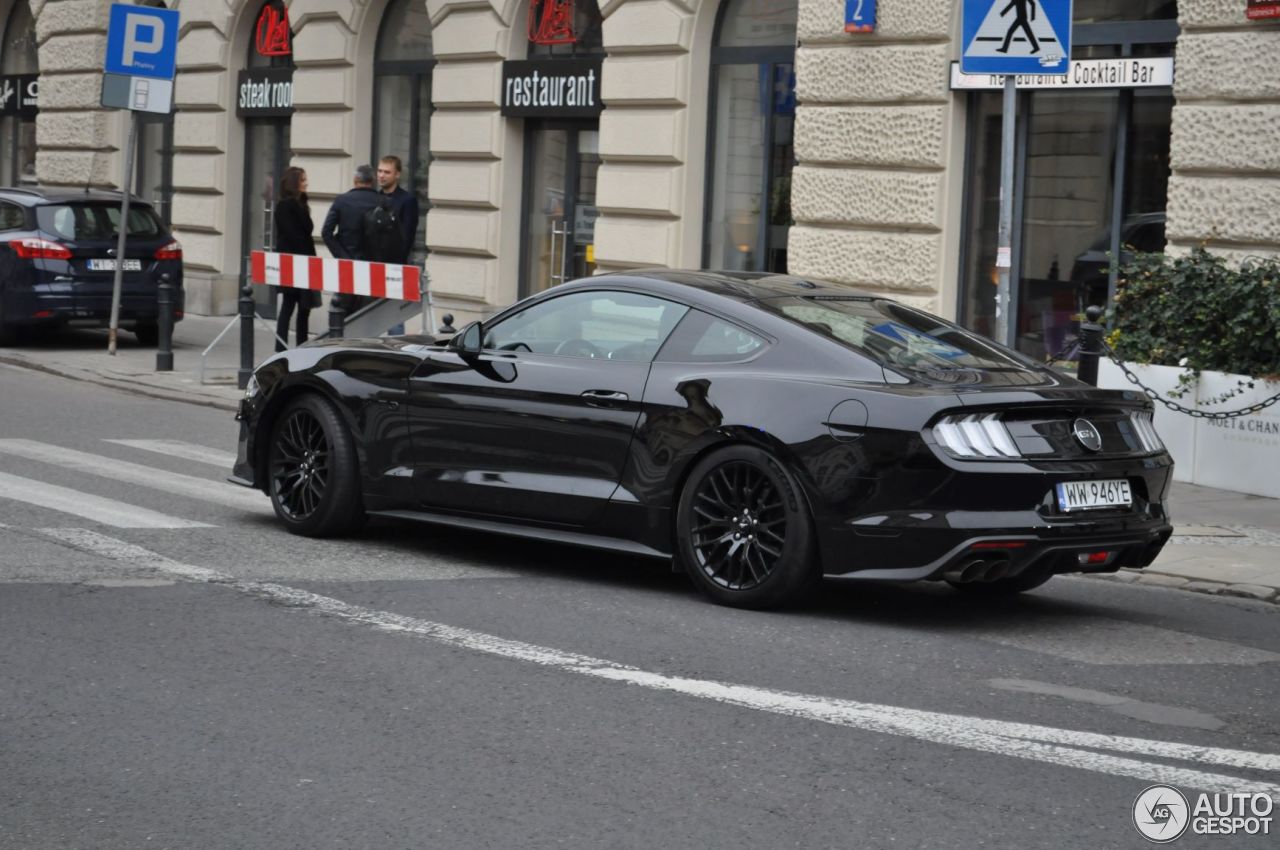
[1088,569,1279,604]
[0,354,241,413]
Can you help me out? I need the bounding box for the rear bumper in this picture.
[825,518,1172,582]
[816,451,1175,581]
[1,287,185,326]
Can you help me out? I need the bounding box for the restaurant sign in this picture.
[235,67,294,117]
[0,74,39,118]
[501,59,602,118]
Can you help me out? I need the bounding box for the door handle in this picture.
[581,389,628,406]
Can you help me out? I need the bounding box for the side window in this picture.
[484,290,690,361]
[0,203,25,232]
[657,310,767,363]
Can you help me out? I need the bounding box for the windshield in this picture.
[37,204,164,241]
[759,296,1035,373]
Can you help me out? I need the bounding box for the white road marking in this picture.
[972,617,1280,666]
[0,439,266,515]
[41,528,1280,799]
[0,473,212,528]
[104,439,237,469]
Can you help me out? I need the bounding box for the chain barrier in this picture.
[1043,335,1080,367]
[1101,342,1280,420]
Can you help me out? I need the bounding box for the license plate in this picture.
[1056,479,1132,512]
[86,259,142,271]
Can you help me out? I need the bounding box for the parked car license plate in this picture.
[1056,479,1132,512]
[87,259,142,271]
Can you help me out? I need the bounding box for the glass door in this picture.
[242,119,290,317]
[136,115,175,226]
[521,121,600,296]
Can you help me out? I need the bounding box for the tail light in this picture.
[9,238,72,260]
[932,413,1021,459]
[1129,411,1165,453]
[154,240,182,260]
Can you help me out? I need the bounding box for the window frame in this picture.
[655,309,773,365]
[482,288,692,363]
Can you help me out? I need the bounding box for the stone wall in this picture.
[1168,0,1280,262]
[789,0,960,313]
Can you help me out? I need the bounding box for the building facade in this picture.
[4,0,1278,359]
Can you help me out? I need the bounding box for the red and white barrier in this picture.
[249,250,422,302]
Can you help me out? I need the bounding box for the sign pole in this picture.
[107,110,139,356]
[995,74,1016,347]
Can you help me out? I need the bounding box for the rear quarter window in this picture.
[37,204,164,241]
[0,202,26,231]
[657,311,768,363]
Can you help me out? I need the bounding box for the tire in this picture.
[267,393,366,537]
[948,564,1054,596]
[675,445,818,609]
[133,323,159,346]
[0,299,16,347]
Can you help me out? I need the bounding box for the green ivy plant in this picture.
[1109,248,1280,400]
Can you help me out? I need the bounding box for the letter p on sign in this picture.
[104,3,179,80]
[123,14,163,67]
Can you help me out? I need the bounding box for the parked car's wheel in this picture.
[676,445,818,609]
[947,564,1054,596]
[0,299,17,346]
[133,323,159,346]
[267,393,365,537]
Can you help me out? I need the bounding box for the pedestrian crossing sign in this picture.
[961,0,1072,76]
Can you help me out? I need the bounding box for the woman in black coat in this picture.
[274,166,318,351]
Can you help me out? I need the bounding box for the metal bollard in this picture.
[437,313,456,335]
[329,298,346,338]
[237,282,255,390]
[156,273,174,372]
[1076,305,1105,387]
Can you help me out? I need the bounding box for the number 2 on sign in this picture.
[845,0,876,32]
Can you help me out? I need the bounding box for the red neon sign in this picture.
[255,3,292,57]
[528,0,576,45]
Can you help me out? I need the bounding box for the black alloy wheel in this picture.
[676,445,817,609]
[267,394,365,536]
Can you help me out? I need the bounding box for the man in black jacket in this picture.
[320,165,382,316]
[320,164,382,260]
[376,155,419,265]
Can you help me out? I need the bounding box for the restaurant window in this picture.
[1,0,38,186]
[515,0,606,296]
[373,0,434,263]
[957,5,1178,361]
[703,0,797,273]
[239,0,295,317]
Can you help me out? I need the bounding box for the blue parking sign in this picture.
[104,3,179,80]
[961,0,1072,76]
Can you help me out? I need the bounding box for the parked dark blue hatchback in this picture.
[0,187,183,345]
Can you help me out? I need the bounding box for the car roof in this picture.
[0,186,152,207]
[586,268,881,303]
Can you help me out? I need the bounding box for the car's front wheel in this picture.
[267,393,365,537]
[675,445,818,609]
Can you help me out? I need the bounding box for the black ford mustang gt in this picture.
[232,270,1173,608]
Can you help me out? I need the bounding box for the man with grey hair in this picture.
[321,164,382,261]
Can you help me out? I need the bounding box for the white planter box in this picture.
[1098,359,1280,498]
[1098,359,1195,483]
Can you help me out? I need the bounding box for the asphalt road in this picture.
[2,362,1278,850]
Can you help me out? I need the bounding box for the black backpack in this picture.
[361,196,405,263]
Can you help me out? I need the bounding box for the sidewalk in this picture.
[3,317,1278,603]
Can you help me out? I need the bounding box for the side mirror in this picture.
[451,321,483,356]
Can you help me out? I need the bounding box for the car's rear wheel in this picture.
[676,445,818,609]
[267,394,365,537]
[133,323,159,346]
[947,564,1054,596]
[0,300,17,346]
